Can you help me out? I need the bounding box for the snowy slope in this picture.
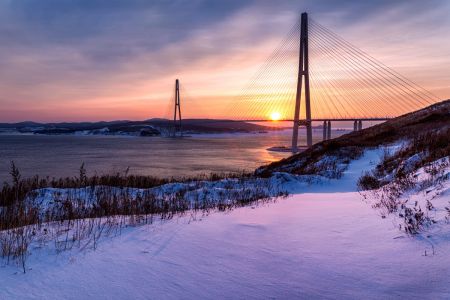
[2,148,450,299]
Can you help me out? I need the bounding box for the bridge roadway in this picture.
[231,118,391,122]
[234,118,390,143]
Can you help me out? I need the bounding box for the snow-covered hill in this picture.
[1,147,450,299]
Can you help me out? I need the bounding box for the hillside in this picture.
[256,100,450,236]
[1,138,450,299]
[256,99,450,177]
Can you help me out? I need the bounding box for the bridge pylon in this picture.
[292,12,312,153]
[172,79,182,137]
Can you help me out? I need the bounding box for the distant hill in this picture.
[0,119,281,135]
[146,118,280,133]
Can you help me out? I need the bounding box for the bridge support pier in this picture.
[353,120,358,131]
[358,120,362,131]
[323,121,332,140]
[327,121,331,140]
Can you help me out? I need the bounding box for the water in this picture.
[0,128,346,181]
[0,132,288,181]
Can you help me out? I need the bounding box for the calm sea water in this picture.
[0,128,343,181]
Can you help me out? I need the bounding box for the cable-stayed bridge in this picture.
[166,12,440,152]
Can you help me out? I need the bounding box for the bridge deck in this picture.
[235,118,391,122]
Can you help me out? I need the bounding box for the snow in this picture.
[1,147,450,299]
[27,177,285,215]
[364,156,450,235]
[273,147,384,194]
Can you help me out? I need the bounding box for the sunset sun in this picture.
[270,111,281,121]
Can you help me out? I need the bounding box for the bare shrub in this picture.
[357,172,381,190]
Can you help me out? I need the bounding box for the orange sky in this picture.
[0,1,448,122]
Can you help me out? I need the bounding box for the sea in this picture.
[0,127,349,182]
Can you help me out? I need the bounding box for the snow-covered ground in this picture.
[1,149,450,299]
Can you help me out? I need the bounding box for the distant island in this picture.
[0,119,286,136]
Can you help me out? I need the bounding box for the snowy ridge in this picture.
[27,177,287,215]
[2,115,450,300]
[2,145,450,299]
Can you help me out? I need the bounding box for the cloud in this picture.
[0,0,448,121]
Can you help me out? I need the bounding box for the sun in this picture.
[270,111,281,121]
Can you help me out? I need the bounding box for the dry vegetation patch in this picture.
[0,163,287,272]
[358,128,450,235]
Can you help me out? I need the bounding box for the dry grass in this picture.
[0,163,285,272]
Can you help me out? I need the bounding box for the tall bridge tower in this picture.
[292,12,312,153]
[162,12,437,147]
[172,79,182,137]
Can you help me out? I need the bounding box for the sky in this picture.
[0,0,449,122]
